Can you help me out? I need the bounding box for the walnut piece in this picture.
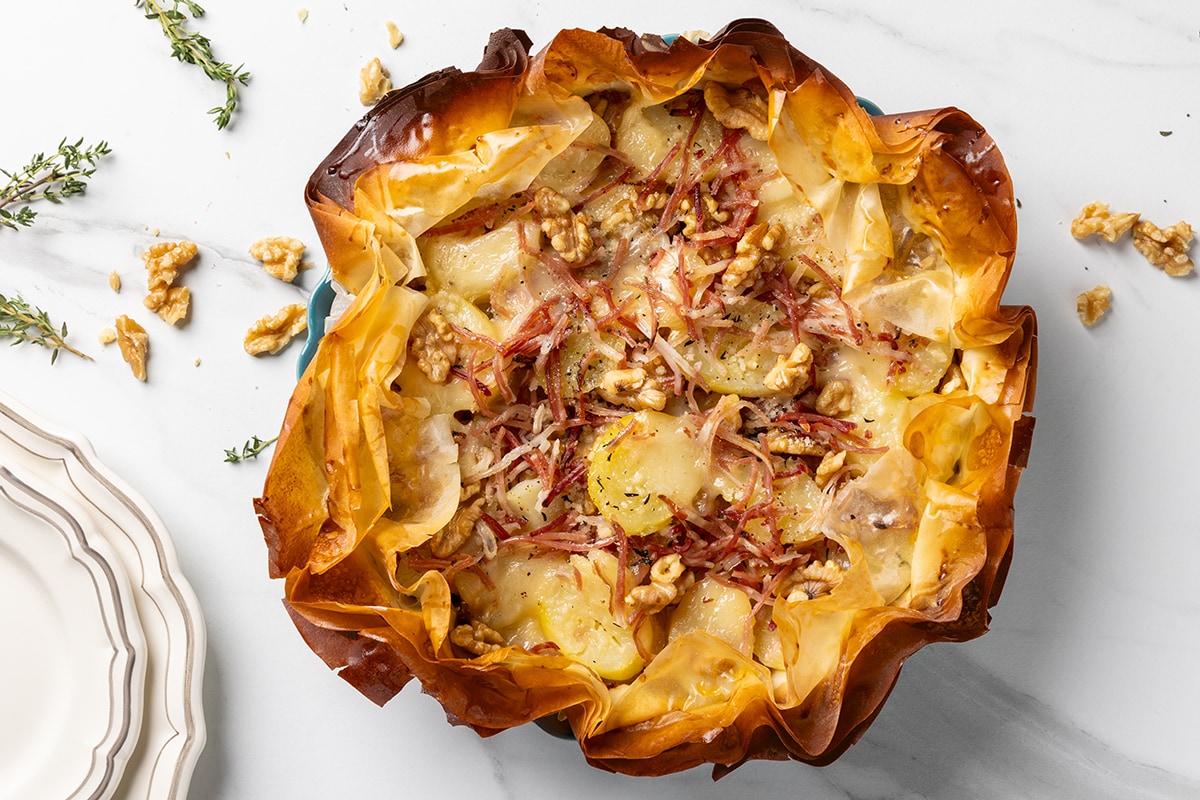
[600,198,638,234]
[815,378,853,417]
[98,327,117,345]
[249,236,306,282]
[410,310,458,383]
[536,187,593,264]
[1070,202,1139,242]
[1076,283,1112,327]
[679,193,729,238]
[358,57,392,106]
[146,286,191,326]
[765,342,813,392]
[430,496,484,558]
[625,554,686,615]
[813,450,847,489]
[703,82,770,141]
[785,559,844,601]
[598,367,667,411]
[244,303,308,355]
[764,430,826,457]
[450,621,506,656]
[143,240,197,290]
[386,21,404,48]
[115,315,149,381]
[1132,219,1194,277]
[722,222,783,290]
[142,240,197,325]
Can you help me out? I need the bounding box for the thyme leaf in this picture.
[224,434,278,463]
[137,0,250,129]
[0,139,111,230]
[0,293,92,364]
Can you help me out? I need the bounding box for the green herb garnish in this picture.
[137,0,250,129]
[0,139,111,230]
[0,293,92,363]
[224,435,278,463]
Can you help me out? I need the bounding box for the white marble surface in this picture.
[2,1,1199,797]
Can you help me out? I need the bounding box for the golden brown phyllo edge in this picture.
[254,19,1037,776]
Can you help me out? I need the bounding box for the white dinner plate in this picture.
[0,392,206,800]
[0,466,146,800]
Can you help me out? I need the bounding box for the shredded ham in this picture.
[399,87,934,680]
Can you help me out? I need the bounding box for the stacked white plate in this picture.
[0,391,205,800]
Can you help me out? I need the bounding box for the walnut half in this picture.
[245,304,308,355]
[703,82,770,141]
[249,237,306,283]
[1070,202,1139,243]
[535,187,593,264]
[115,315,149,381]
[1132,219,1194,277]
[142,240,197,325]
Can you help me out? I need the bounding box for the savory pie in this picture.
[255,20,1037,775]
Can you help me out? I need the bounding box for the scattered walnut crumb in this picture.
[358,57,392,106]
[1076,283,1112,327]
[297,8,308,23]
[249,236,306,282]
[108,271,121,292]
[98,327,117,345]
[114,315,149,381]
[703,82,770,141]
[1132,219,1194,277]
[142,240,197,325]
[1070,202,1139,242]
[386,21,404,48]
[244,303,308,355]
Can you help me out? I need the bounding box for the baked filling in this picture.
[399,87,970,682]
[257,21,1036,774]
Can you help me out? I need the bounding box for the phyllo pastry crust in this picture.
[256,19,1037,776]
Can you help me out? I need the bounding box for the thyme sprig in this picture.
[0,293,92,364]
[0,139,111,230]
[137,0,251,129]
[224,434,277,463]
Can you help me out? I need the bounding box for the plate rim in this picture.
[0,392,207,800]
[0,465,147,800]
